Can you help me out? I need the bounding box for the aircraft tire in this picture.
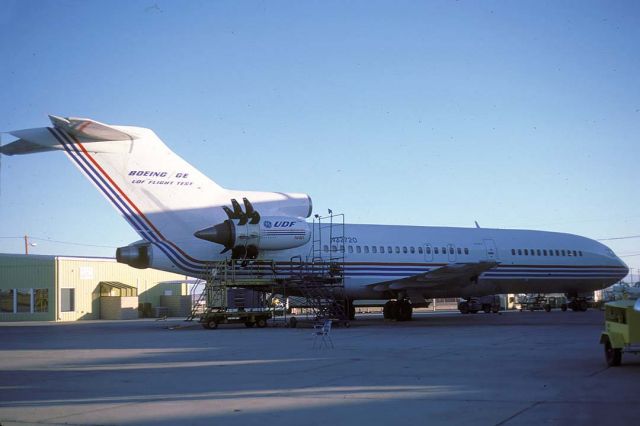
[394,300,412,321]
[348,302,356,321]
[604,339,622,367]
[383,301,395,320]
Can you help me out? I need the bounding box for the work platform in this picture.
[186,212,352,327]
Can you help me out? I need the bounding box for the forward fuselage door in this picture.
[483,239,499,260]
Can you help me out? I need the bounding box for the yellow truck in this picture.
[600,299,640,366]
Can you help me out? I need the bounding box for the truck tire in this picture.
[560,303,567,312]
[206,319,218,329]
[245,322,255,328]
[483,305,491,314]
[289,317,297,328]
[459,302,469,314]
[604,339,622,367]
[544,304,551,312]
[491,305,499,314]
[256,318,267,328]
[579,300,588,312]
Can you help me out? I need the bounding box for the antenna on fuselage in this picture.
[475,221,481,229]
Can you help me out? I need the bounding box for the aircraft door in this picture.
[447,244,457,262]
[483,239,499,260]
[424,244,433,261]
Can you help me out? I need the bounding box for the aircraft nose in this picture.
[616,257,629,280]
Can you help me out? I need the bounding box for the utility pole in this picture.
[24,235,29,255]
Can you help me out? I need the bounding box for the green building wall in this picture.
[0,254,189,322]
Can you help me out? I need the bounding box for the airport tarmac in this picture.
[1,310,639,425]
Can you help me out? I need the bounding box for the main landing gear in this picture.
[383,300,413,321]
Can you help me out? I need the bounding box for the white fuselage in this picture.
[149,223,628,299]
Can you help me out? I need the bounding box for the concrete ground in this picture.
[1,310,639,425]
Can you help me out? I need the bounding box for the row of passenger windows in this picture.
[511,248,583,257]
[323,245,470,255]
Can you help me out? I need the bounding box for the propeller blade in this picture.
[243,197,261,224]
[222,206,234,219]
[231,198,248,225]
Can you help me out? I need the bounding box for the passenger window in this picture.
[356,246,362,254]
[434,247,439,254]
[518,249,522,255]
[511,249,516,255]
[449,247,454,254]
[427,247,432,254]
[536,249,541,256]
[348,246,353,253]
[555,250,560,256]
[372,246,377,254]
[543,250,547,256]
[331,245,337,252]
[561,250,566,256]
[457,247,462,255]
[410,247,415,254]
[549,249,553,256]
[395,246,400,254]
[524,249,529,256]
[530,249,535,256]
[573,250,577,257]
[323,245,329,252]
[442,247,446,254]
[402,247,408,254]
[464,248,469,255]
[364,246,369,254]
[340,245,345,253]
[418,247,423,254]
[579,250,583,257]
[387,246,392,254]
[380,246,385,254]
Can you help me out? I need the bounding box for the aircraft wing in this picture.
[369,261,499,293]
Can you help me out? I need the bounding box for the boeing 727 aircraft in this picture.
[1,116,629,320]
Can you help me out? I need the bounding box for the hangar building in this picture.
[0,253,190,322]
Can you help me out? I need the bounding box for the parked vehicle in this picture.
[458,295,500,314]
[600,299,640,366]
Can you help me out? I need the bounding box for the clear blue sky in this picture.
[1,0,638,279]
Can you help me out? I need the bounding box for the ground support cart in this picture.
[600,299,640,366]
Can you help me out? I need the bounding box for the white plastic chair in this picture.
[312,319,333,348]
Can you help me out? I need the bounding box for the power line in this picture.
[597,235,640,241]
[0,236,117,249]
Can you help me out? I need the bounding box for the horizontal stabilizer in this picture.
[49,115,138,141]
[0,127,64,156]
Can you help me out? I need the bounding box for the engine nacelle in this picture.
[194,216,311,255]
[116,241,152,269]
